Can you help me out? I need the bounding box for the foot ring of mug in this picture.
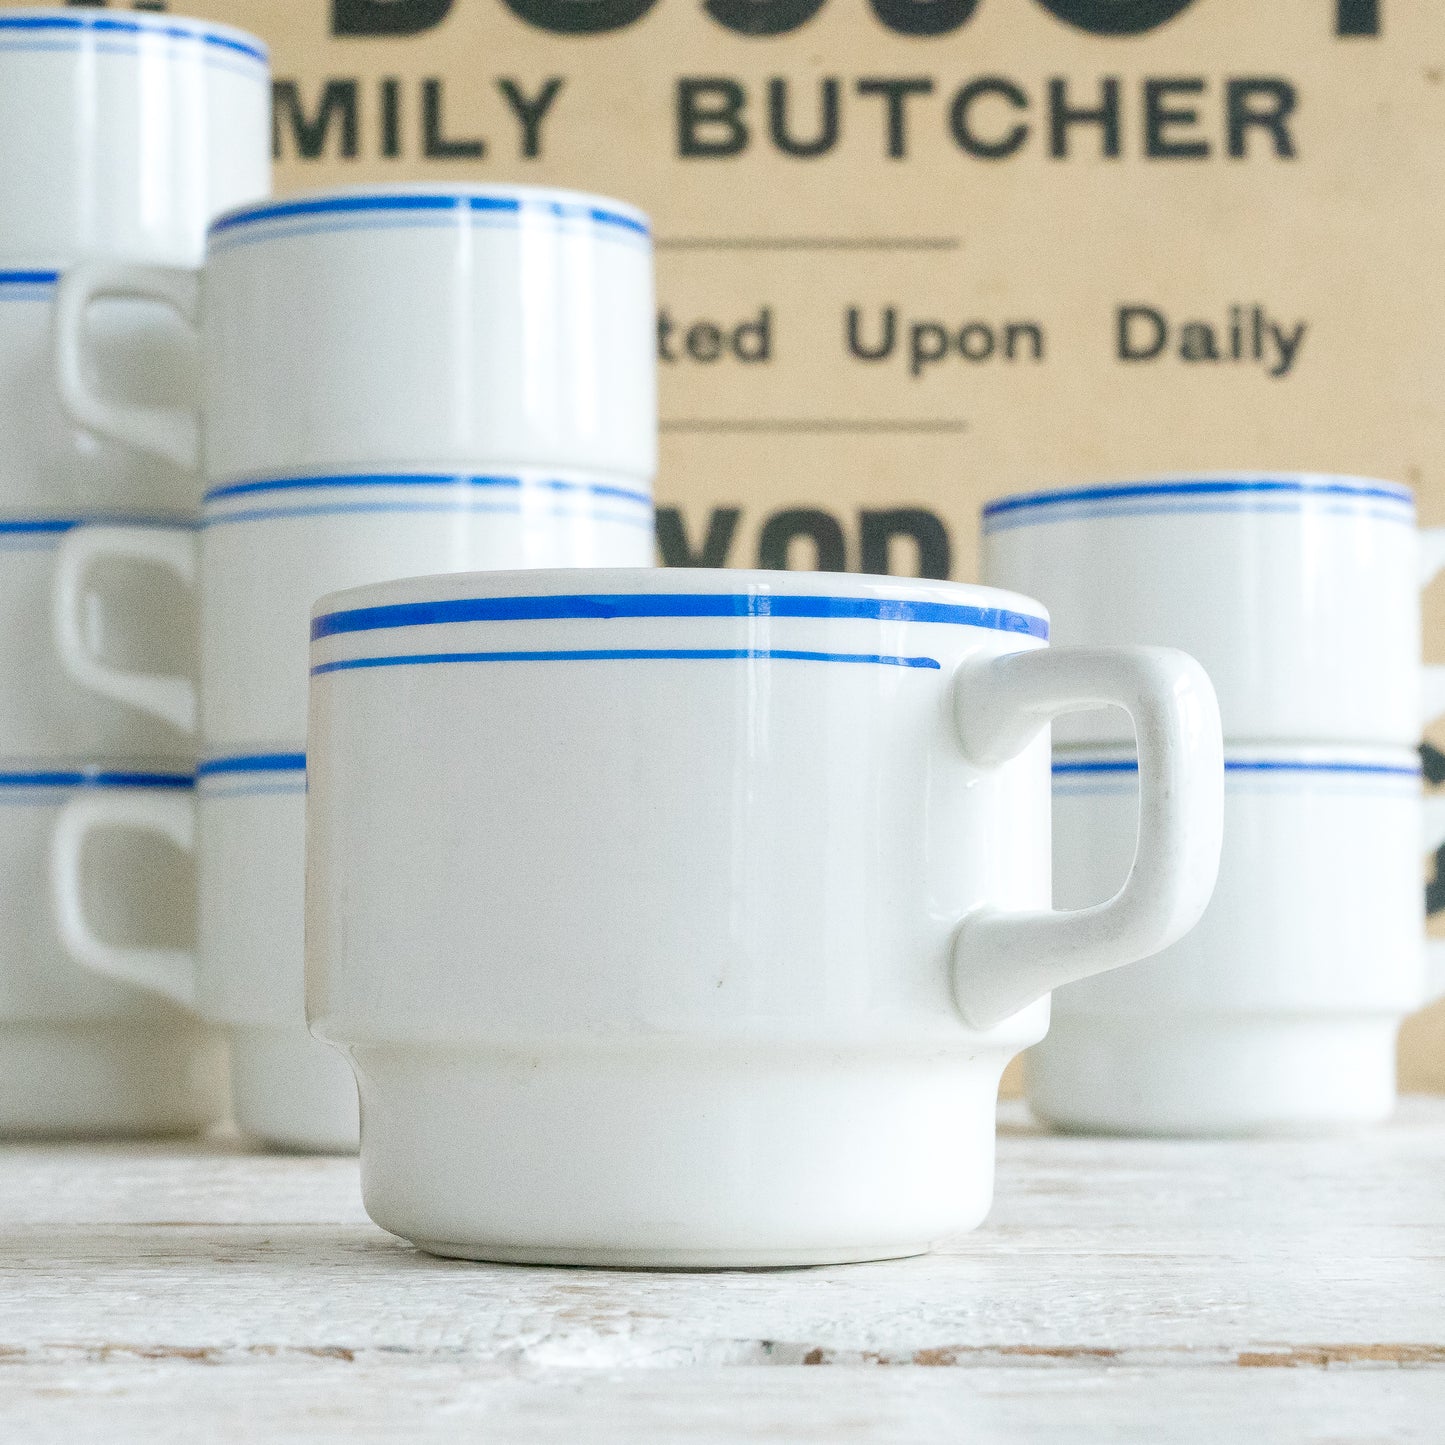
[229,1025,360,1153]
[410,1239,931,1270]
[1026,1012,1401,1137]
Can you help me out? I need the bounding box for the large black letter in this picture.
[1049,77,1121,160]
[1337,0,1379,36]
[1226,78,1296,160]
[272,80,359,161]
[706,0,827,37]
[334,0,453,37]
[758,509,848,572]
[949,78,1029,161]
[1032,0,1197,35]
[502,0,659,33]
[657,509,740,568]
[423,79,483,159]
[860,509,951,580]
[678,79,749,159]
[498,78,565,159]
[870,0,980,37]
[856,78,933,161]
[768,78,840,158]
[1144,78,1209,160]
[1118,305,1167,361]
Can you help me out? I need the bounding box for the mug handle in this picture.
[952,645,1224,1030]
[50,791,198,1010]
[54,261,202,471]
[52,524,199,736]
[1422,527,1445,728]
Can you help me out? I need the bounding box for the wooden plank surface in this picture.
[1,1099,1442,1442]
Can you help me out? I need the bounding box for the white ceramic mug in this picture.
[38,748,358,1152]
[198,752,356,1152]
[0,762,223,1137]
[0,516,195,759]
[981,474,1438,745]
[54,472,654,749]
[1033,745,1440,1136]
[306,568,1223,1267]
[0,8,269,266]
[0,273,197,511]
[54,184,657,485]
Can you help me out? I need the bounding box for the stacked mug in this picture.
[0,10,270,1135]
[983,474,1445,1134]
[51,184,657,1150]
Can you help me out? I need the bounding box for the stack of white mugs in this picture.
[0,10,269,1136]
[3,9,655,1150]
[982,477,1445,1135]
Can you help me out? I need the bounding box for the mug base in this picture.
[1026,1012,1400,1137]
[0,1018,226,1138]
[230,1026,360,1154]
[350,1041,1013,1269]
[411,1238,931,1270]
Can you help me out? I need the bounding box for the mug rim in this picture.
[982,472,1415,522]
[309,568,1051,641]
[209,183,652,247]
[0,8,269,65]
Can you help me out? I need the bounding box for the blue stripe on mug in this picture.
[210,192,649,243]
[0,516,196,538]
[311,593,1049,643]
[1053,758,1422,778]
[0,270,59,289]
[203,473,654,510]
[197,753,306,777]
[0,14,267,64]
[312,647,944,677]
[0,768,194,790]
[983,477,1414,522]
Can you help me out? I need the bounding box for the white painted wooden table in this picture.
[2,1099,1442,1443]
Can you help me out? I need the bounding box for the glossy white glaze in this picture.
[1033,744,1428,1134]
[0,8,269,266]
[306,568,1222,1265]
[981,474,1431,745]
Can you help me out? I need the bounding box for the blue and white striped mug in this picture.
[304,567,1223,1267]
[982,473,1439,746]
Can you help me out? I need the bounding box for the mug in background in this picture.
[39,752,357,1151]
[0,9,270,266]
[54,185,657,485]
[306,568,1223,1266]
[0,763,222,1137]
[0,273,197,512]
[197,754,355,1152]
[1033,745,1439,1135]
[0,516,196,759]
[59,473,653,748]
[981,475,1436,746]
